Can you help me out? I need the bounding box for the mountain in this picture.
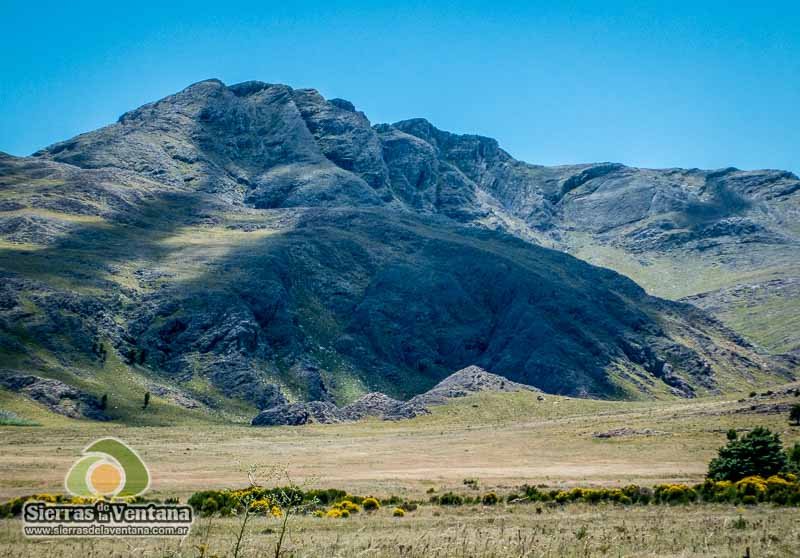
[0,79,794,421]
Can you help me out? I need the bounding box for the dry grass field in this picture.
[1,504,799,557]
[1,383,799,556]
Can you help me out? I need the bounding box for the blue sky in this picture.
[1,1,799,172]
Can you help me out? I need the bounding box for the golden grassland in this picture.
[1,384,799,556]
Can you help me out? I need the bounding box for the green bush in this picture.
[481,492,499,506]
[437,492,464,506]
[362,497,381,511]
[381,495,402,506]
[307,488,347,505]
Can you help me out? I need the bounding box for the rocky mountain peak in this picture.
[1,79,796,422]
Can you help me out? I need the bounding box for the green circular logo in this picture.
[65,437,150,498]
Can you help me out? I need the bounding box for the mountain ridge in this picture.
[0,78,796,423]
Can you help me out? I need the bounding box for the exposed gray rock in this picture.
[253,366,540,426]
[340,392,405,420]
[592,427,667,439]
[407,365,539,407]
[290,361,331,402]
[251,401,343,426]
[0,215,78,244]
[0,373,109,420]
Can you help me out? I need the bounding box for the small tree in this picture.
[707,427,788,481]
[790,403,800,426]
[726,429,738,441]
[100,394,108,411]
[142,391,150,410]
[125,349,137,365]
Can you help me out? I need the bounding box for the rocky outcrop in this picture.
[0,374,109,420]
[251,401,343,426]
[407,365,539,407]
[592,428,667,439]
[253,366,538,426]
[340,392,405,420]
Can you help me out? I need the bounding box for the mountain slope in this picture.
[376,120,800,356]
[0,79,793,421]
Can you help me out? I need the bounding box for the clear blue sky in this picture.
[2,1,799,172]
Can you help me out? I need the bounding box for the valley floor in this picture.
[1,384,799,556]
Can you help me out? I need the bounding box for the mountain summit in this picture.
[0,79,795,420]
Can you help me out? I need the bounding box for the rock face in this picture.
[251,401,343,426]
[0,79,795,421]
[0,374,109,420]
[340,392,406,420]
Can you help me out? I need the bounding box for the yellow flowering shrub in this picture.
[250,499,273,515]
[735,476,767,497]
[362,497,381,511]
